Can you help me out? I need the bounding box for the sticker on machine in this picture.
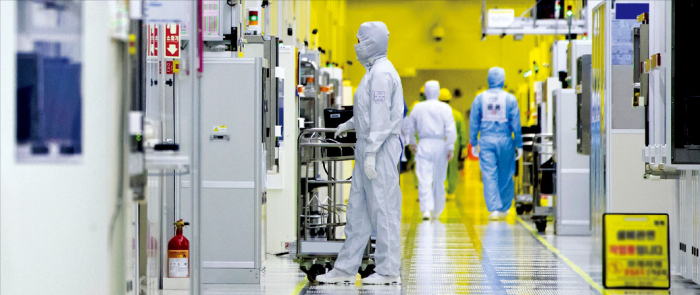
[373,91,386,102]
[213,125,227,132]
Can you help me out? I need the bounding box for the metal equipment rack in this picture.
[531,133,556,232]
[515,133,536,215]
[294,128,375,282]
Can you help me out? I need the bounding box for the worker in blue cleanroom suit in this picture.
[316,21,404,285]
[404,81,457,221]
[469,67,523,221]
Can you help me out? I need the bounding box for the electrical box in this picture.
[243,35,279,171]
[200,57,266,284]
[554,89,591,235]
[671,0,700,165]
[552,41,569,86]
[202,0,224,40]
[298,51,321,129]
[641,0,700,171]
[576,54,592,155]
[567,40,592,90]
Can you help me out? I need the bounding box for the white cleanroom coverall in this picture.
[403,80,457,217]
[331,21,404,278]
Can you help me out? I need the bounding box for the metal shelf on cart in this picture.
[308,180,352,184]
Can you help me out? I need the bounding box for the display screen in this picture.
[16,1,83,162]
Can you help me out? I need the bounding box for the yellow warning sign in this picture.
[603,214,670,289]
[213,125,227,132]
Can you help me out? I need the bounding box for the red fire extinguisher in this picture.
[168,219,190,278]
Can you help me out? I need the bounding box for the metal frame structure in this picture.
[294,128,375,282]
[515,133,536,216]
[532,133,556,232]
[481,0,587,39]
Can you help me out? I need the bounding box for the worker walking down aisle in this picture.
[316,21,404,285]
[438,88,468,199]
[469,67,523,221]
[404,81,457,221]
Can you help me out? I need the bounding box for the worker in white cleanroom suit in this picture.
[403,80,457,221]
[316,21,404,285]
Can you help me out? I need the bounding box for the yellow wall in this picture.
[341,0,569,126]
[264,0,571,128]
[267,0,348,68]
[344,1,541,90]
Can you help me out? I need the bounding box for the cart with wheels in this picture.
[294,128,375,283]
[531,133,556,232]
[515,133,537,215]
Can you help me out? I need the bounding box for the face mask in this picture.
[354,39,374,66]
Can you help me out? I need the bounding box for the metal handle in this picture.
[210,134,230,141]
[534,133,554,140]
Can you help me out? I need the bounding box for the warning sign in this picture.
[148,24,158,57]
[165,23,180,59]
[603,214,670,289]
[166,61,173,75]
[213,126,227,132]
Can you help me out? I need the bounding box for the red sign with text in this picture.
[165,24,180,59]
[148,25,158,57]
[166,61,174,75]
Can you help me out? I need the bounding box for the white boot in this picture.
[361,273,401,285]
[316,270,355,284]
[423,211,431,221]
[499,210,509,219]
[488,211,500,221]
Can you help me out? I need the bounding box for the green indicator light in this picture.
[567,10,573,17]
[136,134,142,141]
[250,15,258,21]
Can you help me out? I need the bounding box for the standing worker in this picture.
[316,21,404,285]
[469,67,523,221]
[404,85,426,188]
[438,88,468,198]
[404,81,457,221]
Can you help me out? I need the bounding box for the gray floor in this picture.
[544,232,700,295]
[165,220,601,294]
[161,218,700,295]
[161,168,698,294]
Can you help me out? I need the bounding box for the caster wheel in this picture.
[304,264,326,283]
[516,205,525,215]
[359,264,375,279]
[523,204,533,213]
[535,220,547,233]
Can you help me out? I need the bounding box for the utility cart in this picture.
[531,133,556,232]
[294,128,375,282]
[515,133,536,215]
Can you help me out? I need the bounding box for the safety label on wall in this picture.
[148,24,158,57]
[603,214,670,289]
[213,126,227,132]
[165,24,180,59]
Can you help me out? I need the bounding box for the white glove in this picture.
[471,146,479,158]
[447,150,454,161]
[364,154,377,180]
[334,123,350,138]
[516,148,523,160]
